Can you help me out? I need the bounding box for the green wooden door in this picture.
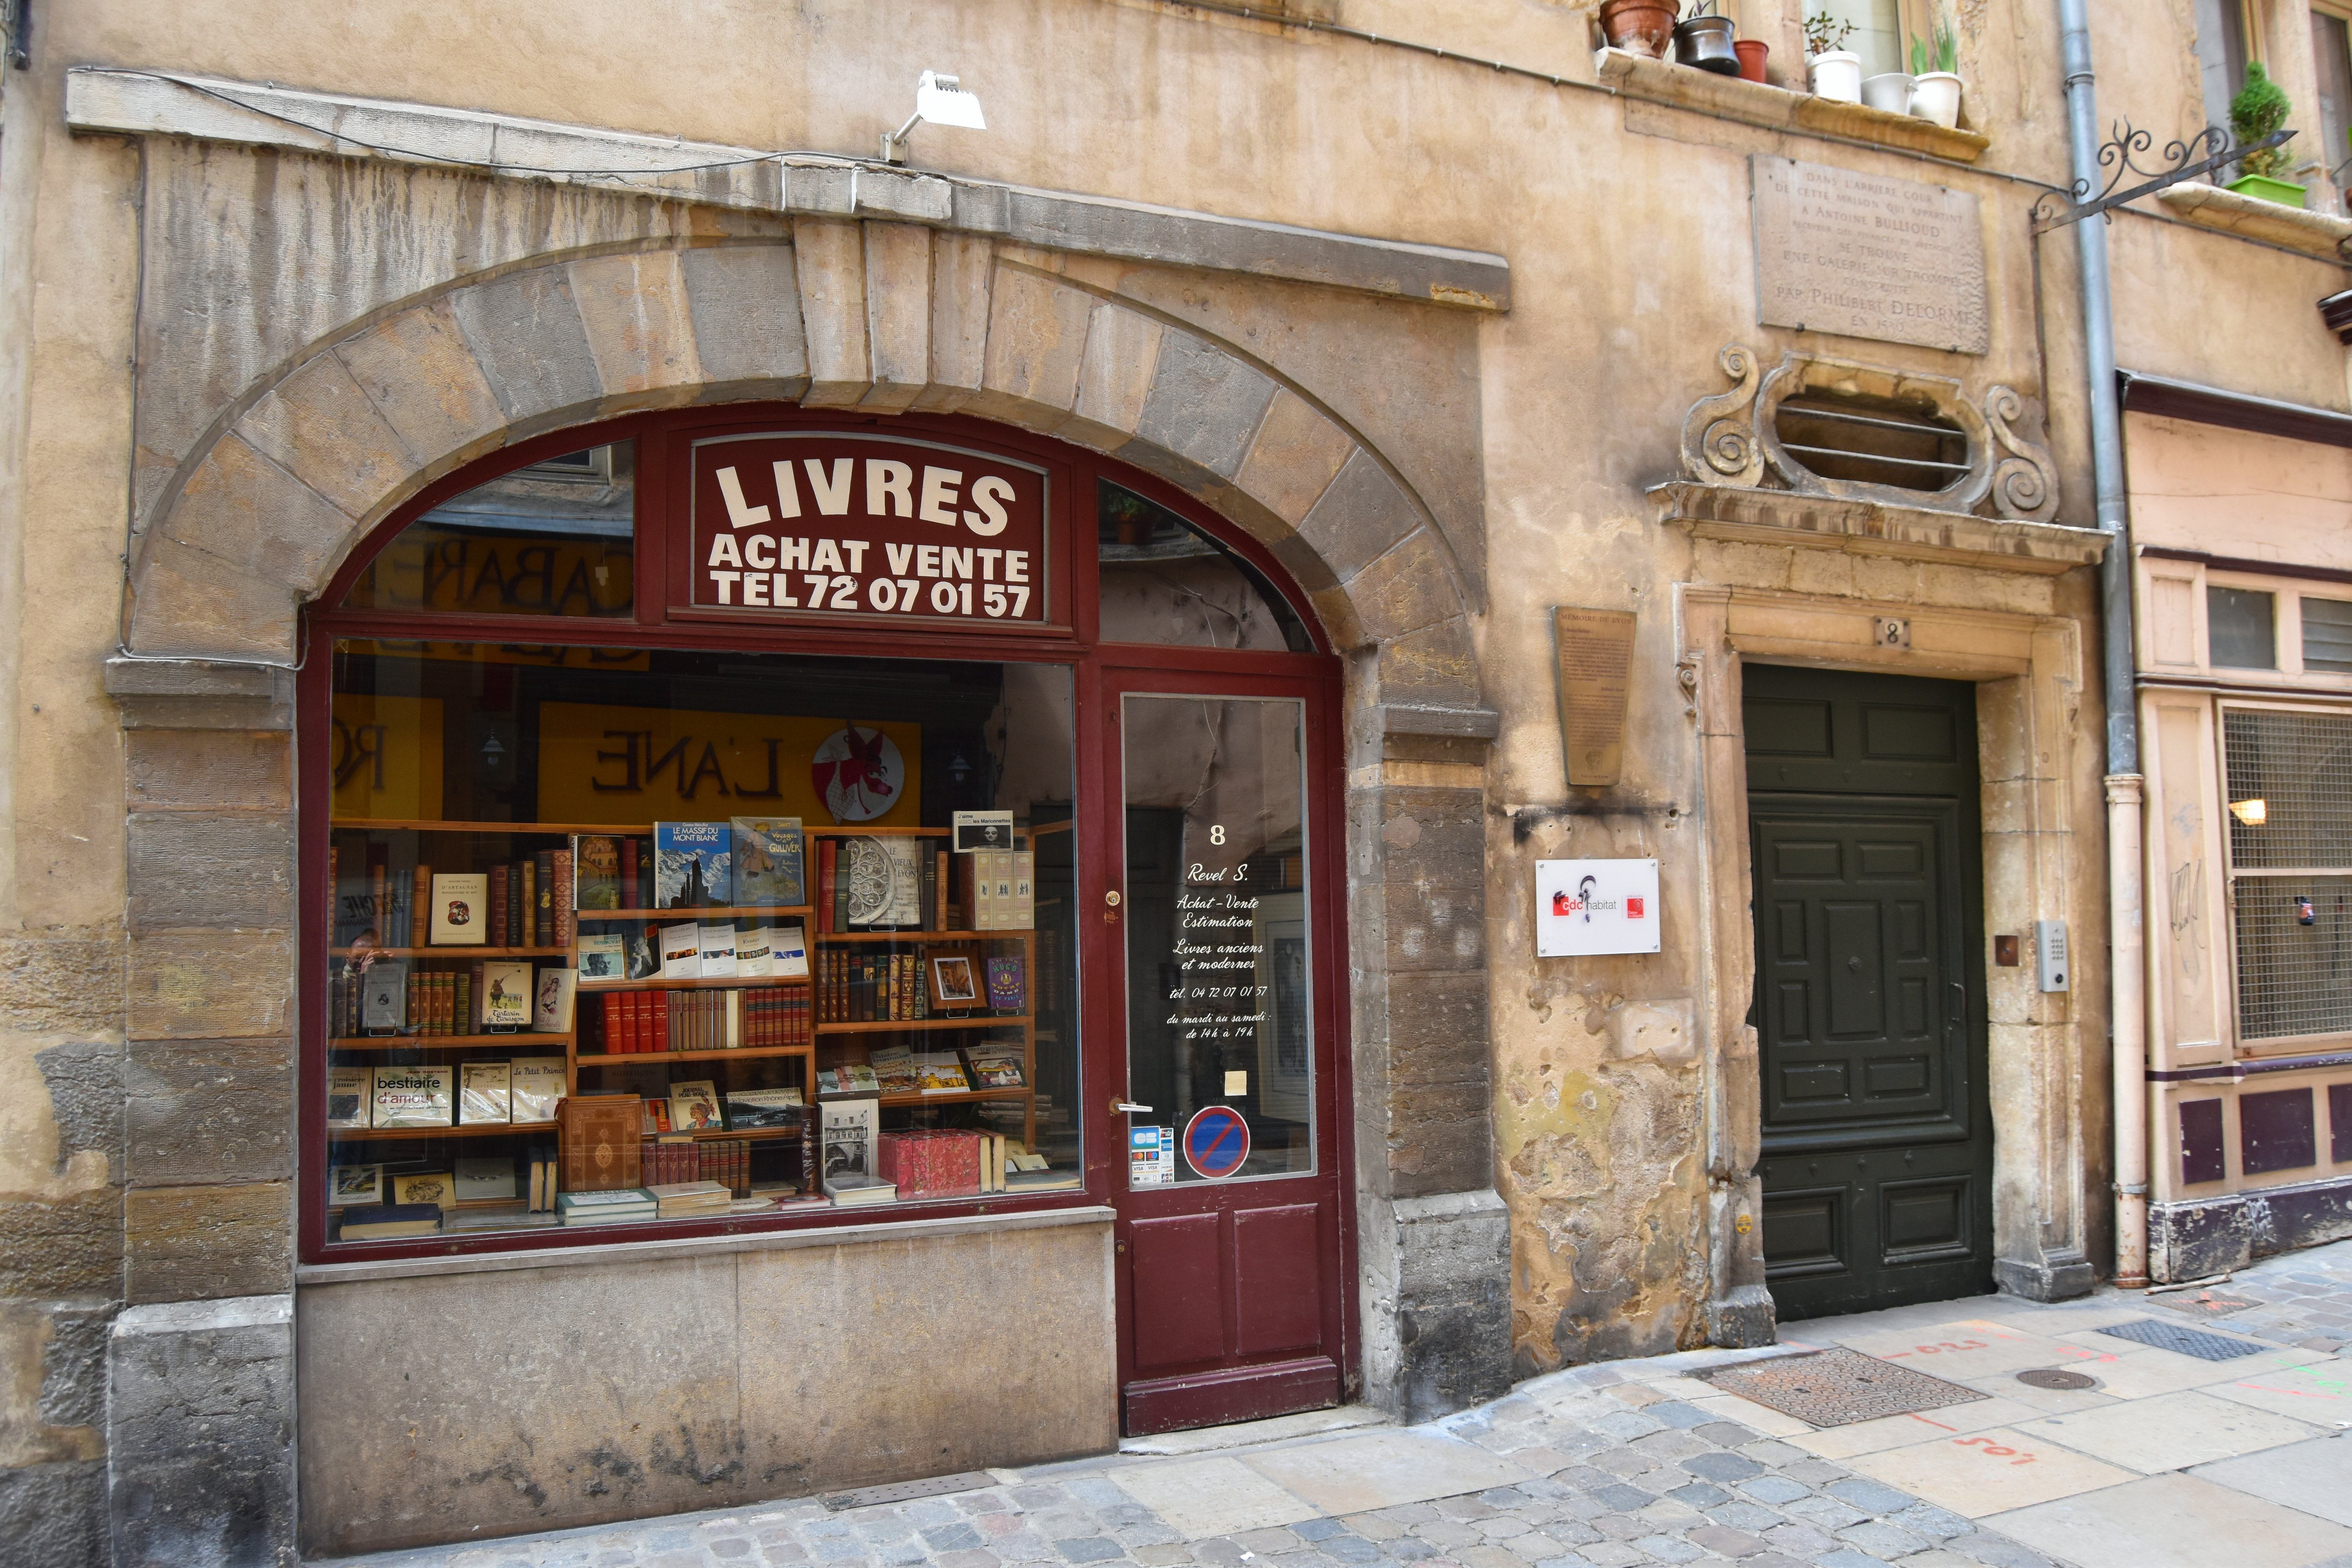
[1743,664,1993,1320]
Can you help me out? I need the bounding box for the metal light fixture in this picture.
[879,71,987,165]
[2229,797,2268,827]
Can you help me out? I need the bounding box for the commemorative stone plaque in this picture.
[1750,154,1989,356]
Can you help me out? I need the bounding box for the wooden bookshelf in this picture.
[815,1014,1030,1035]
[331,819,650,834]
[820,927,1024,942]
[328,1120,560,1141]
[582,906,815,920]
[578,973,810,992]
[876,1086,1030,1108]
[329,1033,573,1050]
[331,945,570,958]
[575,1045,813,1066]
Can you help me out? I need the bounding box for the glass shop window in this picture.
[2303,596,2352,673]
[321,639,1080,1245]
[1098,481,1312,652]
[2210,587,2277,669]
[339,445,635,618]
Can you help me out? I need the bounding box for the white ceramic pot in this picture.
[1861,72,1916,113]
[1909,71,1963,127]
[1808,50,1862,103]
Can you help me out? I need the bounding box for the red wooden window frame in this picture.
[298,405,1351,1264]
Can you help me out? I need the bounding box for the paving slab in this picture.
[1983,1471,2352,1568]
[2198,1360,2352,1426]
[2190,1433,2352,1528]
[1242,1432,1535,1516]
[1841,1426,2138,1517]
[2010,1388,2323,1472]
[1108,1458,1319,1537]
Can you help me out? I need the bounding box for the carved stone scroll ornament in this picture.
[1984,387,2062,523]
[1679,343,1764,488]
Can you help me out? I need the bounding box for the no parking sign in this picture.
[1182,1106,1251,1178]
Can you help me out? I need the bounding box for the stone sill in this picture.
[1650,481,2107,574]
[297,1202,1113,1286]
[2155,182,2352,260]
[1596,49,1990,164]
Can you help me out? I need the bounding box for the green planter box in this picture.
[2227,173,2308,208]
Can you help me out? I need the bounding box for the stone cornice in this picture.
[1649,480,2108,574]
[64,65,1509,310]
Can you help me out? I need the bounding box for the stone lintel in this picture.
[65,67,1508,312]
[1651,480,2108,575]
[1595,48,1991,164]
[1378,703,1501,741]
[104,654,295,731]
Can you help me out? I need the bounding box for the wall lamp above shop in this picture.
[880,70,987,164]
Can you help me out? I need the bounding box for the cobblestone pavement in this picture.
[324,1237,2352,1568]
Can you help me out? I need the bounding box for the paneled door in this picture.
[1743,664,1993,1320]
[1101,666,1350,1434]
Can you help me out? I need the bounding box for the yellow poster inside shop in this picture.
[338,639,651,672]
[330,693,446,820]
[535,703,922,828]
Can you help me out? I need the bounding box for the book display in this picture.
[324,805,1076,1244]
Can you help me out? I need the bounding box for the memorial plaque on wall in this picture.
[1554,606,1636,788]
[1750,154,1989,356]
[686,432,1055,627]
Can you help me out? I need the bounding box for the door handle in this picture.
[1112,1101,1152,1115]
[1948,980,1965,1029]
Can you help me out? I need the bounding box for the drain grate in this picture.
[821,1470,995,1511]
[2096,1317,2268,1361]
[2016,1368,2098,1390]
[1697,1347,1986,1427]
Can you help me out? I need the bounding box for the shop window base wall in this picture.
[294,1211,1117,1557]
[2146,1173,2352,1283]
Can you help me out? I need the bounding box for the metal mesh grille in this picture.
[2303,595,2352,674]
[2234,876,2352,1040]
[2221,709,2352,868]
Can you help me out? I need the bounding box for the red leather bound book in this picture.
[653,993,671,1054]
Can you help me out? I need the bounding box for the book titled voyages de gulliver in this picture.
[731,817,804,907]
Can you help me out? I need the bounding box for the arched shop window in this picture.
[301,408,1334,1258]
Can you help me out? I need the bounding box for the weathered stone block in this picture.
[236,352,419,524]
[125,814,293,933]
[125,1183,292,1305]
[156,433,355,596]
[1063,304,1164,453]
[0,1190,123,1300]
[39,1303,116,1430]
[970,265,1092,428]
[1382,881,1485,973]
[36,1039,124,1185]
[110,1295,295,1568]
[125,731,292,813]
[128,536,301,664]
[1391,1190,1512,1423]
[448,266,604,430]
[1298,448,1425,584]
[127,930,291,1041]
[1235,389,1355,528]
[1344,528,1459,642]
[0,935,125,1036]
[792,218,872,406]
[1132,330,1276,481]
[679,243,810,396]
[568,250,707,401]
[1376,785,1485,888]
[126,1039,294,1188]
[916,230,995,411]
[0,1460,107,1568]
[1375,619,1483,711]
[1386,1080,1494,1197]
[861,221,933,410]
[106,657,293,734]
[332,299,509,470]
[1388,972,1492,1086]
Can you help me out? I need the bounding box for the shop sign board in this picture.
[1535,858,1661,957]
[688,432,1052,627]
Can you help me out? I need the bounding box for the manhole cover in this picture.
[1697,1347,1986,1427]
[2016,1368,2098,1390]
[2096,1317,2267,1361]
[2152,1290,2256,1318]
[821,1470,994,1511]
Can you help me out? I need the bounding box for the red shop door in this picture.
[1099,666,1352,1435]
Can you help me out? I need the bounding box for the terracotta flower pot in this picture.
[1600,0,1677,60]
[1733,38,1770,83]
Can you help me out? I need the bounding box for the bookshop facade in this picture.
[94,199,1510,1557]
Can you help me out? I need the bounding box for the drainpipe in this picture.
[2057,0,2149,1288]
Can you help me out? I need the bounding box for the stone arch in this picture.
[125,221,1481,718]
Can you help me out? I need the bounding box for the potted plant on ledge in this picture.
[1805,10,1861,102]
[1908,23,1964,128]
[2227,62,2306,208]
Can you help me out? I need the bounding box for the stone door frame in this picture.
[1679,582,2101,1338]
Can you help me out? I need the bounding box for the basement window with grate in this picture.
[2223,707,2352,1042]
[1772,393,1971,498]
